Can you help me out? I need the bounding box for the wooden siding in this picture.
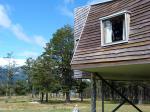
[74,6,90,46]
[73,70,83,79]
[73,70,91,79]
[73,6,90,78]
[71,0,150,69]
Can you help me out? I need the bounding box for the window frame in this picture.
[100,11,130,47]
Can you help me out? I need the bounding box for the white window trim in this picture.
[100,10,130,47]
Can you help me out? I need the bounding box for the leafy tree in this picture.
[45,25,74,102]
[14,80,28,95]
[22,58,35,97]
[0,67,2,79]
[31,55,54,102]
[75,80,89,102]
[0,85,6,95]
[4,52,17,99]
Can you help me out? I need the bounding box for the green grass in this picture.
[0,96,149,112]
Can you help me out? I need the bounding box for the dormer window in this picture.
[100,11,130,46]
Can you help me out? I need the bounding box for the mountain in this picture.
[0,67,27,83]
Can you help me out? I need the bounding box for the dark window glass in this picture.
[111,15,124,42]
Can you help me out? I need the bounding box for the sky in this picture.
[0,0,109,66]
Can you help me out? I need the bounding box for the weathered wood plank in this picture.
[74,50,150,62]
[76,38,150,55]
[72,58,150,70]
[74,45,150,59]
[72,0,150,69]
[72,55,150,65]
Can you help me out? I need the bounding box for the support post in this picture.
[95,73,143,112]
[101,80,104,112]
[112,100,126,112]
[91,73,96,112]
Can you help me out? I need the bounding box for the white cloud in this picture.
[87,0,112,5]
[18,51,39,59]
[0,5,11,28]
[60,6,73,18]
[64,0,74,4]
[0,58,26,67]
[34,35,46,47]
[59,0,74,18]
[0,4,47,46]
[11,24,31,43]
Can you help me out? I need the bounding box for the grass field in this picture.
[0,96,149,112]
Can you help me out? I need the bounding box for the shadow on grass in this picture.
[7,100,29,103]
[4,98,32,103]
[1,96,90,105]
[38,99,90,104]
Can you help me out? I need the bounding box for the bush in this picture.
[14,80,28,95]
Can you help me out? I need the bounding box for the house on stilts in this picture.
[71,0,150,112]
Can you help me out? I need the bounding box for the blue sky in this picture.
[0,0,108,66]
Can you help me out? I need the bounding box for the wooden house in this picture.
[71,0,150,81]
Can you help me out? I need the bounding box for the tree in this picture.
[14,80,28,95]
[0,67,2,79]
[22,58,35,97]
[4,52,16,99]
[31,55,54,103]
[45,25,74,102]
[76,80,89,102]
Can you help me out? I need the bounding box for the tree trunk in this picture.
[46,92,48,102]
[63,92,65,98]
[133,85,138,104]
[80,92,83,102]
[9,87,12,98]
[31,86,35,98]
[65,92,70,103]
[39,92,40,100]
[138,87,143,104]
[41,92,44,103]
[110,81,115,100]
[6,80,9,97]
